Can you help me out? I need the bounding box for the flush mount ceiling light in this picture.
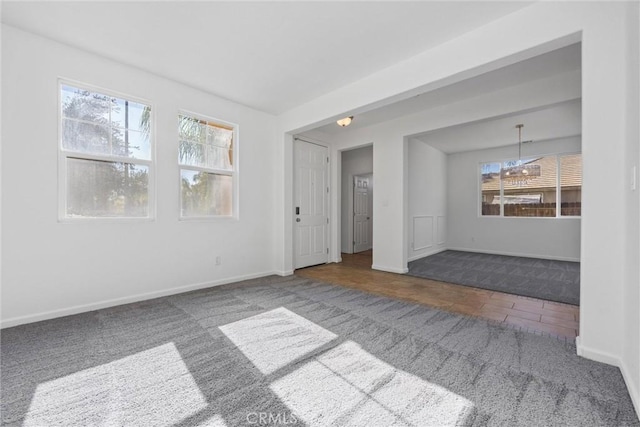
[500,124,540,186]
[336,116,353,127]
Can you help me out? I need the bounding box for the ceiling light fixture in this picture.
[500,124,540,186]
[336,116,353,127]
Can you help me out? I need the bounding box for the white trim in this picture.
[274,269,295,277]
[620,357,640,419]
[575,337,620,366]
[179,165,233,176]
[408,247,447,262]
[446,246,579,262]
[0,271,279,329]
[576,337,640,418]
[372,264,409,274]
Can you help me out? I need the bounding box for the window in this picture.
[481,163,501,216]
[560,154,582,216]
[60,83,152,218]
[178,113,236,218]
[480,153,581,218]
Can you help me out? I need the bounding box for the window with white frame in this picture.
[178,113,236,218]
[480,153,582,218]
[60,83,152,218]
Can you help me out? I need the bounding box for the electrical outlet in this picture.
[215,256,221,266]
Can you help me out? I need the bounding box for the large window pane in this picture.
[61,85,110,124]
[503,156,556,217]
[560,154,582,216]
[181,170,232,217]
[66,158,149,217]
[111,99,148,133]
[113,129,151,160]
[62,118,110,154]
[179,115,233,170]
[481,162,501,216]
[61,84,151,160]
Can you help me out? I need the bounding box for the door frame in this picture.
[292,136,331,270]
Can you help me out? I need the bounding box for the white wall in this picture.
[408,139,447,261]
[1,25,278,326]
[447,136,581,261]
[622,0,640,414]
[341,146,373,253]
[275,2,638,413]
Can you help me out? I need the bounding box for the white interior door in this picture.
[294,139,329,269]
[353,175,372,253]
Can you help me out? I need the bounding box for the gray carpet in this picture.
[2,275,636,426]
[407,250,581,305]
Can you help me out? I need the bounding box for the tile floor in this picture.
[296,250,579,341]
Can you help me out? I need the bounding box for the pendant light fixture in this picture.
[500,124,540,186]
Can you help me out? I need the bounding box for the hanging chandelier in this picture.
[500,124,540,186]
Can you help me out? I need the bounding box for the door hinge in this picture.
[326,248,329,254]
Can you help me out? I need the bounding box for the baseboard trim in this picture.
[408,248,447,262]
[576,337,639,418]
[1,270,280,329]
[372,264,409,274]
[446,246,579,263]
[620,358,640,419]
[575,337,620,366]
[274,270,294,277]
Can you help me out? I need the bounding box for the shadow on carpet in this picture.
[407,250,580,305]
[3,275,632,427]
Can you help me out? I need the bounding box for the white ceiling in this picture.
[1,1,532,114]
[316,43,581,135]
[413,99,582,154]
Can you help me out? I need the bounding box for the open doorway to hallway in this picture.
[341,145,373,261]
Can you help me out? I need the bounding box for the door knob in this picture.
[296,218,301,222]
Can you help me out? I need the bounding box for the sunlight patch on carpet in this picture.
[270,340,475,426]
[220,307,474,425]
[23,342,208,427]
[219,307,337,375]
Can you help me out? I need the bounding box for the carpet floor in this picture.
[2,275,635,427]
[407,251,581,305]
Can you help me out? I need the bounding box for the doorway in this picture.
[341,145,373,256]
[293,138,329,269]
